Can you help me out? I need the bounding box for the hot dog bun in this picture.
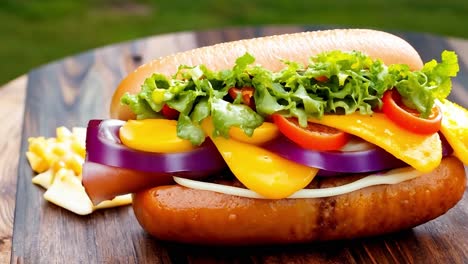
[108,29,466,244]
[132,156,466,245]
[111,29,424,120]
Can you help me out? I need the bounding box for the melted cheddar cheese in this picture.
[121,103,468,199]
[439,99,468,164]
[308,113,442,172]
[229,121,279,145]
[202,119,317,199]
[120,119,195,153]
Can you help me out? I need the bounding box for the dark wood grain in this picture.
[0,77,26,264]
[9,26,468,263]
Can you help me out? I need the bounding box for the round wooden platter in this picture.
[2,25,467,263]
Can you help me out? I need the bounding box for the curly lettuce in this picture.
[121,50,459,145]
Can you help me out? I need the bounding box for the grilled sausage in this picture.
[132,157,466,245]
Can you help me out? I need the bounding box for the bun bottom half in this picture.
[132,156,466,245]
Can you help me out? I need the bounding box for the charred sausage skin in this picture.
[132,157,466,245]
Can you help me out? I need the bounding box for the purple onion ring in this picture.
[263,135,452,176]
[85,119,226,176]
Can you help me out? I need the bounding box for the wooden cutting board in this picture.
[10,26,468,263]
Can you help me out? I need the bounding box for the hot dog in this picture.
[82,29,467,244]
[132,157,465,245]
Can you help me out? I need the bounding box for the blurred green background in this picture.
[1,0,468,86]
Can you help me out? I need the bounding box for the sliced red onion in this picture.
[439,132,453,157]
[85,119,226,177]
[85,119,453,182]
[263,135,452,176]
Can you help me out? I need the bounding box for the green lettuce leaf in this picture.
[176,114,205,145]
[120,93,160,120]
[393,50,459,117]
[121,50,459,145]
[210,97,264,138]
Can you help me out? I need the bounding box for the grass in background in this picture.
[1,0,468,85]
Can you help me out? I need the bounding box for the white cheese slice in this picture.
[173,167,421,199]
[32,169,54,189]
[43,169,94,215]
[43,169,133,215]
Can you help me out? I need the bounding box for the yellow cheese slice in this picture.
[43,168,95,215]
[43,168,132,215]
[120,119,195,153]
[439,100,468,164]
[32,169,54,189]
[308,113,442,172]
[202,119,317,199]
[27,126,132,215]
[229,121,280,145]
[94,194,133,210]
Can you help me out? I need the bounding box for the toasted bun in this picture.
[110,29,424,120]
[113,29,464,245]
[132,156,466,245]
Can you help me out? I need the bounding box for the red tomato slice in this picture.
[161,104,180,120]
[272,114,349,151]
[314,76,329,82]
[228,87,255,109]
[228,87,240,99]
[382,90,442,134]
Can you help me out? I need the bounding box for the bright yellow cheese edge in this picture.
[27,98,468,212]
[439,99,468,164]
[27,126,132,215]
[120,111,451,199]
[308,112,442,173]
[201,118,318,199]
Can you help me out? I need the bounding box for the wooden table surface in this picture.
[1,25,468,263]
